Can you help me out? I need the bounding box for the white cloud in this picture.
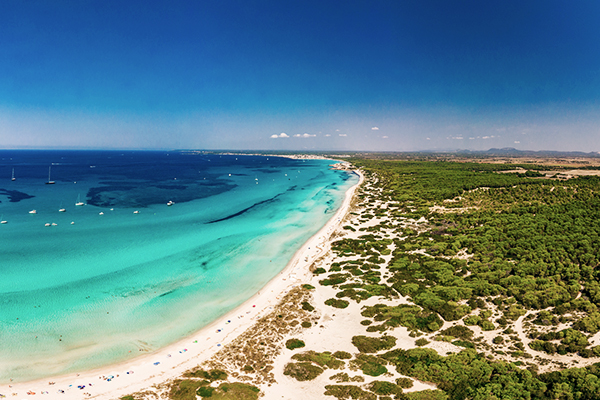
[371,127,379,130]
[514,141,520,144]
[270,132,289,138]
[339,133,347,137]
[482,136,490,139]
[426,137,431,140]
[382,136,388,139]
[335,129,340,132]
[469,137,475,140]
[325,134,331,137]
[293,133,316,138]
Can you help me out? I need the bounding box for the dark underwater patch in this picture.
[0,188,35,203]
[207,193,283,224]
[86,180,236,208]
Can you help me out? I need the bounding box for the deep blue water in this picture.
[0,150,357,383]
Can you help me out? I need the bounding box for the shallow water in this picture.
[0,151,357,383]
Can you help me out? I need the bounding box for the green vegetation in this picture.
[205,382,260,400]
[324,385,377,400]
[283,362,324,381]
[292,351,345,369]
[301,301,315,311]
[197,386,215,398]
[333,351,352,359]
[329,372,365,383]
[285,351,346,382]
[396,377,414,388]
[401,390,448,400]
[297,158,600,399]
[183,369,227,381]
[351,354,388,376]
[368,380,402,396]
[325,298,350,308]
[351,335,396,353]
[361,304,443,333]
[286,338,306,350]
[439,325,474,340]
[169,379,206,400]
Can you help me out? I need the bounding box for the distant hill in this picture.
[455,147,600,158]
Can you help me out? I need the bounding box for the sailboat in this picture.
[46,166,55,184]
[1,215,7,224]
[59,202,66,212]
[75,194,85,206]
[11,168,15,181]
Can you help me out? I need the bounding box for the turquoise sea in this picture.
[0,151,358,383]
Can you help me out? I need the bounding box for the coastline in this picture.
[0,168,364,399]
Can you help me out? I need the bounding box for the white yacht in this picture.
[46,166,55,184]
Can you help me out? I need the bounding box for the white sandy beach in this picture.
[0,168,364,400]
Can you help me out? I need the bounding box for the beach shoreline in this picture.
[0,168,363,399]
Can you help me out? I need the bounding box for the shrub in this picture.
[333,351,352,359]
[492,336,504,345]
[463,315,481,325]
[352,335,396,353]
[352,354,388,376]
[302,284,315,290]
[479,320,496,331]
[211,382,260,399]
[403,389,449,400]
[169,379,205,400]
[369,381,400,395]
[183,368,227,381]
[325,298,349,309]
[286,339,306,350]
[283,362,324,381]
[415,338,430,347]
[301,321,312,328]
[324,385,376,400]
[292,351,344,368]
[301,301,315,312]
[396,377,414,388]
[439,325,474,340]
[197,386,214,397]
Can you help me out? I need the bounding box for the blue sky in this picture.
[1,0,599,151]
